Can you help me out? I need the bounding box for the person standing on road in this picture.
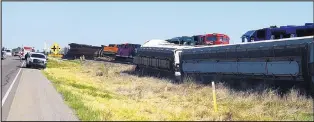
[19,52,23,62]
[20,54,22,62]
[24,52,29,61]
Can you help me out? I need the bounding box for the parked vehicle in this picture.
[25,52,48,69]
[13,51,20,56]
[1,51,7,60]
[5,49,12,56]
[12,47,22,56]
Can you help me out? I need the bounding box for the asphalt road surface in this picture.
[1,56,78,121]
[1,56,22,100]
[1,56,23,120]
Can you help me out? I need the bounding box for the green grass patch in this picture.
[43,59,314,121]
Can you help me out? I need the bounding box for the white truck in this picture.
[25,52,47,69]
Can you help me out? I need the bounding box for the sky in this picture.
[2,1,313,50]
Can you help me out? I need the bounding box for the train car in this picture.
[135,36,313,83]
[116,43,141,60]
[96,44,121,59]
[95,45,106,58]
[241,23,314,43]
[64,43,102,60]
[134,31,313,85]
[134,33,230,81]
[166,36,196,45]
[166,34,230,46]
[103,44,120,56]
[179,36,314,84]
[192,35,202,45]
[193,33,230,45]
[133,39,197,80]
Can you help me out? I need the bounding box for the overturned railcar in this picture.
[179,36,314,83]
[133,40,194,80]
[134,36,314,84]
[64,43,102,60]
[242,23,314,43]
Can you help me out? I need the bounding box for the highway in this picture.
[2,56,22,101]
[1,56,78,121]
[1,56,23,121]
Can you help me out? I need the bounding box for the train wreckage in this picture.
[133,23,314,84]
[61,23,313,86]
[134,36,314,84]
[63,43,102,60]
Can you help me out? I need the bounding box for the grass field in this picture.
[42,58,314,121]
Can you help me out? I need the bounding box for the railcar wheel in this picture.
[174,72,183,84]
[134,65,140,72]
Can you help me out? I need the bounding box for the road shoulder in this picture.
[6,68,79,121]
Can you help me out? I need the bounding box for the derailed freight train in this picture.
[180,36,314,83]
[134,36,314,84]
[64,43,102,60]
[116,43,141,59]
[133,33,231,80]
[242,23,314,42]
[133,40,194,78]
[179,23,314,82]
[95,43,141,61]
[95,44,120,60]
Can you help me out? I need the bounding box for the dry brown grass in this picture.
[43,58,314,121]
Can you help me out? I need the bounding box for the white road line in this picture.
[2,61,25,106]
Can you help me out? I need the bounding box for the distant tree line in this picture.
[12,47,22,53]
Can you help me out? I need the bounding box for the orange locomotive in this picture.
[97,44,120,60]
